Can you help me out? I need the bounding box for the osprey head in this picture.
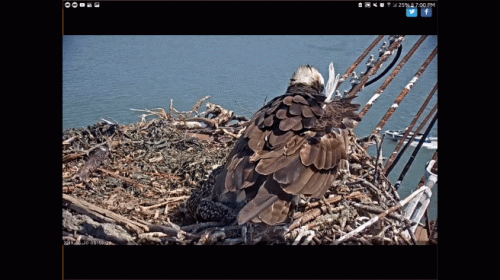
[289,63,341,103]
[289,65,325,91]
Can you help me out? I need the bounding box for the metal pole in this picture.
[384,103,437,176]
[358,35,428,119]
[393,112,438,190]
[337,35,385,89]
[383,84,437,174]
[346,36,405,100]
[370,46,438,137]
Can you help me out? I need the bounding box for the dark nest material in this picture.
[62,98,420,245]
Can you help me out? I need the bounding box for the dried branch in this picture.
[333,187,430,245]
[97,168,147,190]
[191,95,211,114]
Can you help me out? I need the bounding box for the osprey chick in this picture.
[187,64,361,225]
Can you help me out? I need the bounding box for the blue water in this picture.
[63,35,437,219]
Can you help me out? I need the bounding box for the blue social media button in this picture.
[421,7,432,17]
[406,8,417,17]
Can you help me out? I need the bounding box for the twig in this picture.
[191,95,211,114]
[140,196,190,211]
[187,117,217,128]
[350,202,406,222]
[63,136,77,145]
[290,192,368,231]
[97,168,147,190]
[130,108,169,123]
[332,186,430,245]
[220,127,244,138]
[62,151,86,163]
[181,221,226,233]
[373,133,385,183]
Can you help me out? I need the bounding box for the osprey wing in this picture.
[221,91,351,225]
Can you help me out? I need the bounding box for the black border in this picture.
[63,1,437,35]
[64,245,438,279]
[62,1,441,279]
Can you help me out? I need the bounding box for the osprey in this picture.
[187,63,361,225]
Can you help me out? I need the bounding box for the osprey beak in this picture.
[324,62,340,103]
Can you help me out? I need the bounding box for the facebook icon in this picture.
[421,7,432,17]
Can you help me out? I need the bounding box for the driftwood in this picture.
[130,96,248,138]
[63,194,149,234]
[63,194,198,245]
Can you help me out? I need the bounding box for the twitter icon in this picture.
[406,8,418,17]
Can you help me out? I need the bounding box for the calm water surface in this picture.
[63,35,438,219]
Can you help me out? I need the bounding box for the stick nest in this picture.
[62,100,422,245]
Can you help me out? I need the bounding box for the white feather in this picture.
[324,62,340,103]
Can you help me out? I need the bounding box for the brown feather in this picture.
[324,139,333,169]
[237,187,279,225]
[247,128,266,151]
[288,102,302,115]
[282,166,315,194]
[263,114,274,127]
[255,129,272,152]
[258,198,290,225]
[279,115,302,131]
[255,152,297,175]
[243,119,258,138]
[283,95,293,105]
[300,141,319,167]
[301,105,314,118]
[291,120,303,131]
[253,147,283,160]
[293,94,309,105]
[266,102,280,115]
[225,156,244,192]
[291,173,320,195]
[268,130,293,148]
[302,117,316,129]
[310,105,324,117]
[310,170,336,198]
[284,135,307,156]
[341,117,356,129]
[314,140,327,169]
[240,167,259,189]
[255,111,266,127]
[276,108,288,120]
[302,171,323,194]
[272,158,302,184]
[271,97,282,107]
